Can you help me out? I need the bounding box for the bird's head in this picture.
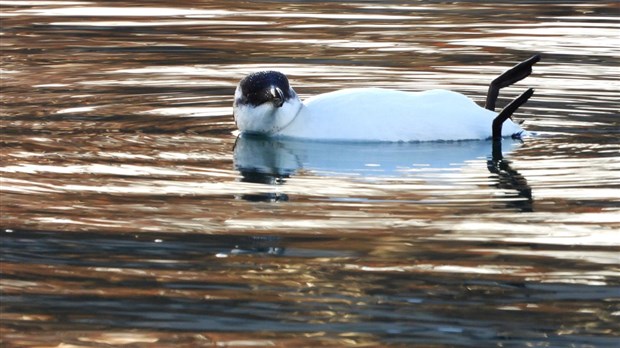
[233,71,302,135]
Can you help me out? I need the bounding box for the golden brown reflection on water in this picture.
[1,0,620,347]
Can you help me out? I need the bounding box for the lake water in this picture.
[1,1,619,347]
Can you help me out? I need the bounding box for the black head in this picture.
[235,71,293,108]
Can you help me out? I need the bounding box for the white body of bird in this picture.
[273,88,523,142]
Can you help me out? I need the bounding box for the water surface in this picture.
[1,1,619,347]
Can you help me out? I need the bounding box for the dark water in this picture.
[1,1,619,347]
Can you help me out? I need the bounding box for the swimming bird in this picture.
[233,55,540,142]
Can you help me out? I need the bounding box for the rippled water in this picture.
[1,1,619,347]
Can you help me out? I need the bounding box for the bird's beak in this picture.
[270,86,285,108]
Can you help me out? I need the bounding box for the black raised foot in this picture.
[492,88,535,140]
[485,54,541,111]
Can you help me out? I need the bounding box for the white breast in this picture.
[275,88,523,142]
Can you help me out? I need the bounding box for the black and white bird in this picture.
[233,55,540,142]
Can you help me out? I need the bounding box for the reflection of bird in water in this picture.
[234,136,533,209]
[238,169,289,202]
[487,141,533,212]
[233,55,540,142]
[234,135,523,178]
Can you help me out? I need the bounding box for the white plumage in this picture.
[275,88,523,142]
